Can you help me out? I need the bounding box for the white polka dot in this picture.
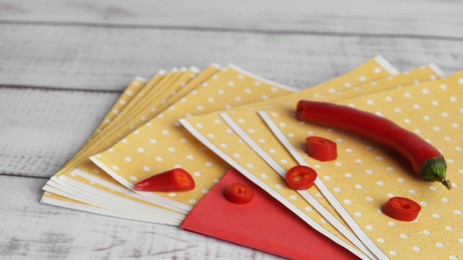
[290,195,298,200]
[130,176,138,181]
[354,212,363,217]
[186,155,194,160]
[423,230,432,235]
[442,198,450,203]
[445,226,454,231]
[408,189,417,194]
[455,210,462,215]
[196,105,204,111]
[121,138,128,143]
[388,221,396,227]
[376,181,384,186]
[180,138,188,143]
[344,173,352,178]
[155,156,163,162]
[389,251,397,256]
[432,213,441,219]
[412,246,421,252]
[162,130,169,135]
[359,76,367,82]
[435,242,445,248]
[168,192,177,197]
[143,166,151,172]
[365,169,374,175]
[343,199,352,205]
[365,225,374,230]
[333,187,342,193]
[233,153,241,158]
[355,184,363,190]
[168,147,176,153]
[194,172,202,177]
[108,148,115,153]
[366,196,374,201]
[400,234,409,239]
[374,67,382,74]
[275,184,282,190]
[124,157,132,162]
[247,163,255,169]
[201,189,209,194]
[137,147,145,153]
[377,238,386,243]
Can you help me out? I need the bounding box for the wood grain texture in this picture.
[1,0,463,258]
[0,176,278,259]
[0,87,118,177]
[0,0,462,39]
[1,24,463,91]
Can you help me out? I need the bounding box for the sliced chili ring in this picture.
[223,183,254,204]
[305,136,337,161]
[381,197,421,221]
[134,168,195,192]
[285,165,317,190]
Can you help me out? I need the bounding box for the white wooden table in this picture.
[1,1,462,258]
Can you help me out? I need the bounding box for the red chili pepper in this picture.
[381,197,421,221]
[134,168,195,192]
[296,100,451,190]
[285,165,318,190]
[306,136,337,161]
[223,183,254,204]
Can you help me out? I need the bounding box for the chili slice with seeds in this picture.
[381,197,421,221]
[223,183,254,204]
[134,168,195,192]
[285,165,317,190]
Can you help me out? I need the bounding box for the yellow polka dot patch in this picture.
[181,63,444,258]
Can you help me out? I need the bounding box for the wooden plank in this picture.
[0,24,462,91]
[0,175,277,259]
[0,0,462,39]
[0,87,118,177]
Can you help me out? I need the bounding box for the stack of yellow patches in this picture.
[41,56,462,259]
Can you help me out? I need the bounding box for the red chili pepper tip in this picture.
[381,197,421,222]
[285,165,317,190]
[223,183,254,204]
[134,168,195,192]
